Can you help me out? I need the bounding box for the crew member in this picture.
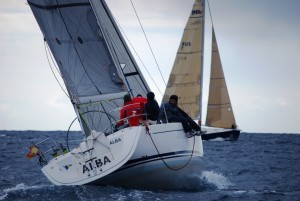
[159,95,201,137]
[118,94,144,127]
[144,92,159,125]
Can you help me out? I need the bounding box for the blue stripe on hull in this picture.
[90,151,204,190]
[118,150,201,171]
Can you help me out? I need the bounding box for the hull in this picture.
[202,126,240,141]
[41,123,204,190]
[95,155,203,190]
[94,123,204,190]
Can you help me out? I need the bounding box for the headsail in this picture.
[205,28,237,128]
[27,0,149,135]
[162,0,205,120]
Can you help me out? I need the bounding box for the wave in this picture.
[206,137,225,142]
[0,183,52,201]
[201,170,233,190]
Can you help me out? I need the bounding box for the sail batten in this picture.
[73,92,128,105]
[27,1,90,10]
[176,51,202,54]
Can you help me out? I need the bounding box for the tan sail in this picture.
[205,28,237,128]
[163,0,204,120]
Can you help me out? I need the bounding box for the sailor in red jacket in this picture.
[132,94,147,105]
[118,94,146,127]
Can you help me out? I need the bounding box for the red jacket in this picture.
[119,100,146,126]
[132,97,147,105]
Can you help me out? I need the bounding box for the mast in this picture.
[198,0,206,123]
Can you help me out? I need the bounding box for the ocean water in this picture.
[0,131,299,201]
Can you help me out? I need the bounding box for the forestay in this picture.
[27,0,149,135]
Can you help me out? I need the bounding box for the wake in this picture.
[0,183,51,200]
[200,170,233,190]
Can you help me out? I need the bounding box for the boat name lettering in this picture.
[192,9,202,15]
[110,138,121,145]
[83,156,111,174]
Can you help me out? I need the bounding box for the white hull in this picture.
[96,156,203,190]
[41,123,204,189]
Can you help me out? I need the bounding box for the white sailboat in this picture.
[26,0,204,190]
[163,0,240,141]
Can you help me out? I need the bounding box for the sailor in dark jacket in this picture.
[144,92,159,124]
[159,95,201,137]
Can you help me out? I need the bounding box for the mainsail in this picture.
[27,0,149,135]
[163,0,204,120]
[205,28,237,128]
[163,0,204,119]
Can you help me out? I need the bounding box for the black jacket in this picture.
[144,100,159,121]
[159,102,188,120]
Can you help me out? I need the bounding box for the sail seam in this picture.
[208,103,231,106]
[168,83,199,87]
[124,72,139,77]
[52,0,111,134]
[177,51,202,54]
[27,1,90,10]
[100,0,149,94]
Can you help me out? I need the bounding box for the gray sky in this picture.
[0,0,299,133]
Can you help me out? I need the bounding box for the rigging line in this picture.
[129,0,167,87]
[207,0,231,115]
[148,130,196,171]
[100,0,150,94]
[66,116,80,151]
[54,0,110,135]
[105,30,146,95]
[45,42,62,77]
[45,41,72,94]
[54,0,102,96]
[56,0,110,136]
[113,16,163,96]
[207,0,215,29]
[44,41,69,98]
